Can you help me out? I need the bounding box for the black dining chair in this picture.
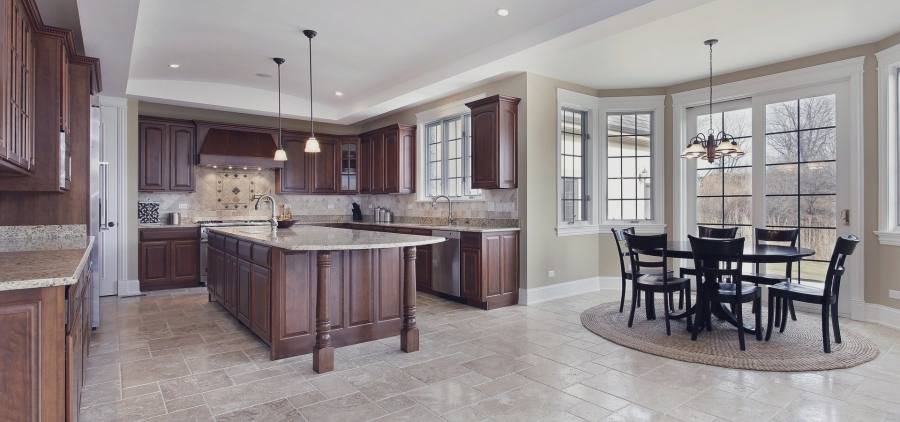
[689,235,762,350]
[766,235,860,353]
[623,232,692,335]
[743,228,800,324]
[680,226,740,307]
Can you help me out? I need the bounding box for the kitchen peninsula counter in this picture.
[206,225,444,373]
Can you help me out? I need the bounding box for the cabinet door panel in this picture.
[277,138,309,193]
[470,106,497,188]
[371,133,385,193]
[250,264,270,340]
[139,122,168,191]
[383,130,399,193]
[461,247,481,303]
[339,138,359,193]
[415,245,431,292]
[359,137,372,193]
[237,260,251,325]
[224,255,237,313]
[139,241,170,285]
[171,240,198,284]
[311,138,337,193]
[169,124,195,191]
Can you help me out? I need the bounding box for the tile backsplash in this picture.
[138,167,518,222]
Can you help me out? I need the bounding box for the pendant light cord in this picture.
[308,35,315,138]
[708,42,713,136]
[277,61,282,148]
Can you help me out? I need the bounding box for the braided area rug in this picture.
[580,300,878,371]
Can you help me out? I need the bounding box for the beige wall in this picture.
[126,98,139,281]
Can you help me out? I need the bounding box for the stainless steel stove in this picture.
[199,219,270,285]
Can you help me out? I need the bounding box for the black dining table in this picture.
[643,240,815,335]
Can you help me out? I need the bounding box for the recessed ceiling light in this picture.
[256,72,272,78]
[334,91,344,97]
[496,8,509,17]
[169,63,180,68]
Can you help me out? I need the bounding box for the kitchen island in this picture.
[206,225,444,373]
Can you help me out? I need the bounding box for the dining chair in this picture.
[689,235,761,350]
[623,232,692,335]
[743,228,800,324]
[765,234,860,353]
[611,227,639,313]
[679,226,740,307]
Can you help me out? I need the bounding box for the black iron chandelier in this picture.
[680,39,744,163]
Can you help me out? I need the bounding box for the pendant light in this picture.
[680,39,744,163]
[272,57,288,161]
[303,29,320,153]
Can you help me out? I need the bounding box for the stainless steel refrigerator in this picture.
[89,104,103,328]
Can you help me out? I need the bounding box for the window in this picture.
[692,104,753,240]
[560,108,588,223]
[606,112,653,221]
[424,114,480,199]
[556,90,665,235]
[876,43,900,246]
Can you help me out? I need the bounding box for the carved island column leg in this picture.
[401,246,419,352]
[313,251,334,373]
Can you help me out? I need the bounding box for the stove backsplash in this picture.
[138,167,518,222]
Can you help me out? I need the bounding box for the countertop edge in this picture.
[208,227,446,251]
[344,222,521,233]
[0,236,95,292]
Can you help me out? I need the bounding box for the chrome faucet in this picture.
[253,194,278,229]
[431,195,454,226]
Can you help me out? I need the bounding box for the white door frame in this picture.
[671,57,866,319]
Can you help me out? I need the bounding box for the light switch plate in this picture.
[890,290,900,300]
[548,270,556,278]
[178,203,190,210]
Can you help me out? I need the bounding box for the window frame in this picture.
[876,43,900,246]
[556,89,666,236]
[415,96,485,202]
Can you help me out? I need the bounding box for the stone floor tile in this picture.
[299,392,388,422]
[215,398,304,422]
[79,392,167,422]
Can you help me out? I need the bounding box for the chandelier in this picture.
[680,39,744,163]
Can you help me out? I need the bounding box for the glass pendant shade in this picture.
[273,148,288,161]
[715,137,737,154]
[305,136,320,153]
[681,142,705,159]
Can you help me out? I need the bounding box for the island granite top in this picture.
[208,225,445,251]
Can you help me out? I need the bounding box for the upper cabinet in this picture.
[0,0,36,175]
[338,136,359,193]
[277,133,310,193]
[309,136,338,193]
[466,95,520,189]
[138,117,196,192]
[277,134,367,195]
[360,124,415,194]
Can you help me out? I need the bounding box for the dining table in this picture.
[643,240,816,335]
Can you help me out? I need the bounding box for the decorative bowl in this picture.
[277,219,297,229]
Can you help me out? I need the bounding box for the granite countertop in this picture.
[343,221,520,233]
[0,236,95,291]
[139,223,201,229]
[209,225,445,251]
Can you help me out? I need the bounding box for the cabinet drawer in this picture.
[209,233,223,249]
[238,241,252,261]
[251,244,270,267]
[225,237,238,255]
[140,227,198,241]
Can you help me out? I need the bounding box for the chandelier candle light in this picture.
[273,57,288,161]
[303,29,320,153]
[680,39,745,163]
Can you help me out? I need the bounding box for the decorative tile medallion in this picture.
[216,171,263,210]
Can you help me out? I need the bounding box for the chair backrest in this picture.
[623,232,669,282]
[823,234,860,299]
[688,235,746,298]
[754,228,799,276]
[698,225,739,239]
[611,227,636,276]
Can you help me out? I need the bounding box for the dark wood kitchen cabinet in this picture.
[139,227,200,291]
[206,231,272,344]
[338,136,360,193]
[138,117,196,192]
[461,230,519,309]
[310,136,338,193]
[466,95,520,189]
[0,0,36,175]
[277,134,311,193]
[237,260,252,325]
[249,263,271,341]
[360,124,415,194]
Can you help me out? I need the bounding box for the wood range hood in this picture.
[196,121,284,169]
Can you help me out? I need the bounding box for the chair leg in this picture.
[678,289,685,310]
[628,284,638,328]
[789,299,798,321]
[736,302,746,351]
[822,303,831,353]
[766,291,775,341]
[774,295,781,327]
[706,299,713,332]
[832,303,842,344]
[668,291,675,312]
[619,276,626,313]
[663,290,672,336]
[754,298,763,341]
[779,296,789,333]
[685,285,693,332]
[636,287,641,308]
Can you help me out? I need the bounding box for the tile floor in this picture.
[80,287,900,421]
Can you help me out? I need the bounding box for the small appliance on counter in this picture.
[374,207,393,223]
[352,202,363,221]
[168,212,181,225]
[138,201,161,224]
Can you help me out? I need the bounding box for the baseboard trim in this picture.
[519,276,620,305]
[863,303,900,330]
[118,279,142,297]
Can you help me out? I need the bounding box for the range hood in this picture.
[196,122,284,169]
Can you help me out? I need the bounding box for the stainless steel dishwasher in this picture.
[431,230,461,297]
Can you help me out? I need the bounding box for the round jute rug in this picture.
[580,301,879,371]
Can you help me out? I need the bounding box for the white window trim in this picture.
[671,57,866,320]
[414,94,486,202]
[876,43,900,246]
[556,89,666,236]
